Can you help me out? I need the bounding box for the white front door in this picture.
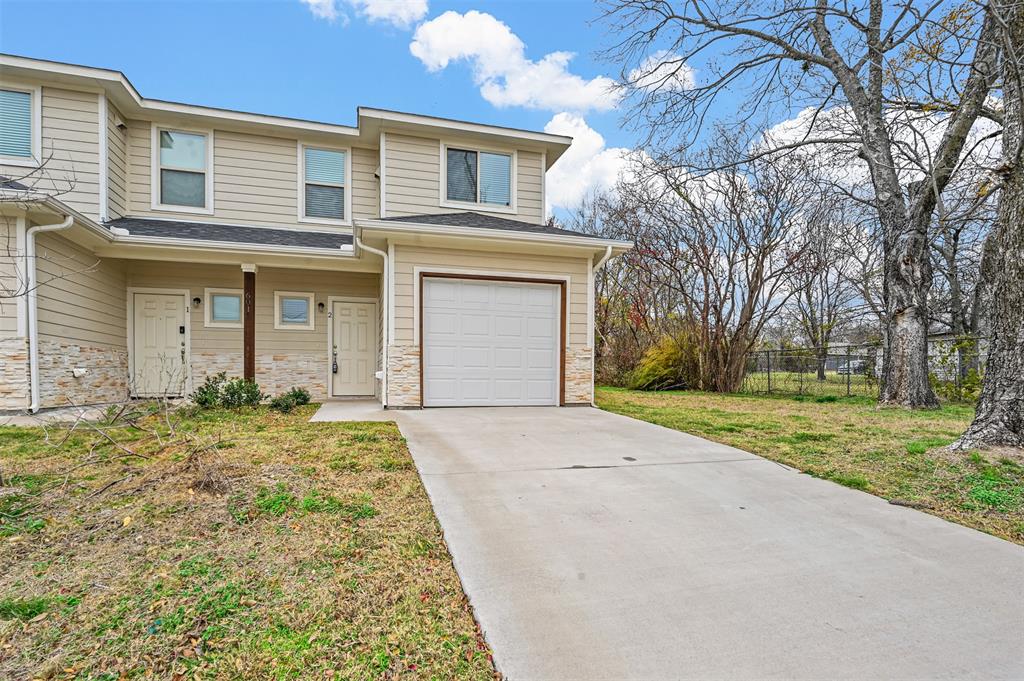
[422,278,561,407]
[132,293,187,396]
[332,300,377,396]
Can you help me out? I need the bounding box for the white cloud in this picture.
[544,112,634,211]
[628,50,696,92]
[301,0,426,28]
[301,0,341,22]
[352,0,427,28]
[410,11,619,113]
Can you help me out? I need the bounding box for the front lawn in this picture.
[0,404,494,680]
[596,387,1024,545]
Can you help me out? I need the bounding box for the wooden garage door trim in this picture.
[418,272,567,407]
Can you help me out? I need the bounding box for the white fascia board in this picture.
[357,218,634,251]
[358,108,572,147]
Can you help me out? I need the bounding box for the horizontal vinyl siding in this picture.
[0,87,100,220]
[125,118,150,215]
[0,220,20,335]
[391,244,589,346]
[107,102,127,219]
[126,120,378,229]
[351,146,378,221]
[384,133,545,224]
[124,263,379,357]
[35,232,126,347]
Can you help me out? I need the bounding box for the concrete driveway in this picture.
[390,406,1024,680]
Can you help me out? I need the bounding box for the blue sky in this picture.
[0,0,638,214]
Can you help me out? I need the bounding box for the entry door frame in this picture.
[417,272,567,408]
[327,295,379,398]
[126,287,192,397]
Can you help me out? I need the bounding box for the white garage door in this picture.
[422,277,561,407]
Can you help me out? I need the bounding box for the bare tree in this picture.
[789,195,861,379]
[609,134,811,391]
[1,145,89,304]
[601,0,1003,406]
[956,0,1024,449]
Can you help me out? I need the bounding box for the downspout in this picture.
[356,235,389,408]
[25,214,74,413]
[590,246,613,407]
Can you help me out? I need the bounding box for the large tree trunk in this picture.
[956,0,1024,448]
[879,210,940,407]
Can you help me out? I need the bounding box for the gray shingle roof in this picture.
[379,212,603,239]
[0,175,32,191]
[104,217,353,250]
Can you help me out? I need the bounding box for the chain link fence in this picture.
[740,337,987,400]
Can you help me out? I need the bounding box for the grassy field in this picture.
[0,404,494,680]
[739,371,878,398]
[596,387,1024,544]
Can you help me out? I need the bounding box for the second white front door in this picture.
[132,292,187,397]
[332,300,377,396]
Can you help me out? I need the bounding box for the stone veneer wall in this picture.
[387,344,421,407]
[256,353,329,401]
[565,345,594,404]
[0,336,29,410]
[37,338,129,409]
[190,351,245,389]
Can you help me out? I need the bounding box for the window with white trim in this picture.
[274,291,315,331]
[0,87,35,161]
[204,288,242,328]
[301,146,347,222]
[158,129,210,209]
[445,147,512,207]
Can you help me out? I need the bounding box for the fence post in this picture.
[846,345,851,397]
[766,350,772,394]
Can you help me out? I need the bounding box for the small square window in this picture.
[274,291,315,331]
[204,288,242,328]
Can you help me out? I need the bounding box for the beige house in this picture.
[0,54,630,412]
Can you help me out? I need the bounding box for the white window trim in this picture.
[150,123,215,215]
[297,141,352,227]
[439,141,517,214]
[274,290,316,331]
[0,82,42,167]
[204,287,243,329]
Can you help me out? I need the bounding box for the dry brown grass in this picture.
[597,387,1024,544]
[0,404,495,680]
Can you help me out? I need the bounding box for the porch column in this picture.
[242,264,257,381]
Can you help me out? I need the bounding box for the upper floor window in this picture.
[0,86,40,165]
[444,146,513,210]
[300,145,348,224]
[154,127,212,212]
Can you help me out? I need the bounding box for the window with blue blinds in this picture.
[479,152,512,206]
[303,147,346,220]
[0,89,33,159]
[445,147,512,207]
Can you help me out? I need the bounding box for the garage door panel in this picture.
[461,314,491,336]
[423,278,560,407]
[494,316,524,338]
[462,346,491,368]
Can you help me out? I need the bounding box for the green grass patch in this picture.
[0,405,493,679]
